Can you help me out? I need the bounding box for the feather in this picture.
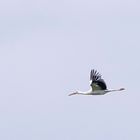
[90,69,107,91]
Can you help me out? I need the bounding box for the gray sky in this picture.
[0,0,140,140]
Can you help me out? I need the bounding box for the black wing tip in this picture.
[90,69,101,81]
[90,69,107,90]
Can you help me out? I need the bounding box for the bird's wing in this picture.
[90,69,107,91]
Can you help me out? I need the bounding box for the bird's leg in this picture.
[107,88,125,93]
[119,88,125,91]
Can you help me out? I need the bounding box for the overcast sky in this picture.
[0,0,140,140]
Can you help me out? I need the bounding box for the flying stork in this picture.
[69,69,125,96]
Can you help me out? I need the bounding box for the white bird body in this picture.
[69,88,125,96]
[69,69,125,96]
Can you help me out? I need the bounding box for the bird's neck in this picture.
[77,89,92,95]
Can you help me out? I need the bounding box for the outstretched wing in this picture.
[90,69,107,91]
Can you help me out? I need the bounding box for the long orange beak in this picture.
[68,92,77,96]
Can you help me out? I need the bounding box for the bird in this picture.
[69,69,125,96]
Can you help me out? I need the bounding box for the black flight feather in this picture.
[90,69,107,90]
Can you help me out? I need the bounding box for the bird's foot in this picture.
[119,88,125,91]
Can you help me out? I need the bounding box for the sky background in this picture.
[0,0,140,140]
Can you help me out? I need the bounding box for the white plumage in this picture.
[69,69,125,96]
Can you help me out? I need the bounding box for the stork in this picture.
[69,69,125,96]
